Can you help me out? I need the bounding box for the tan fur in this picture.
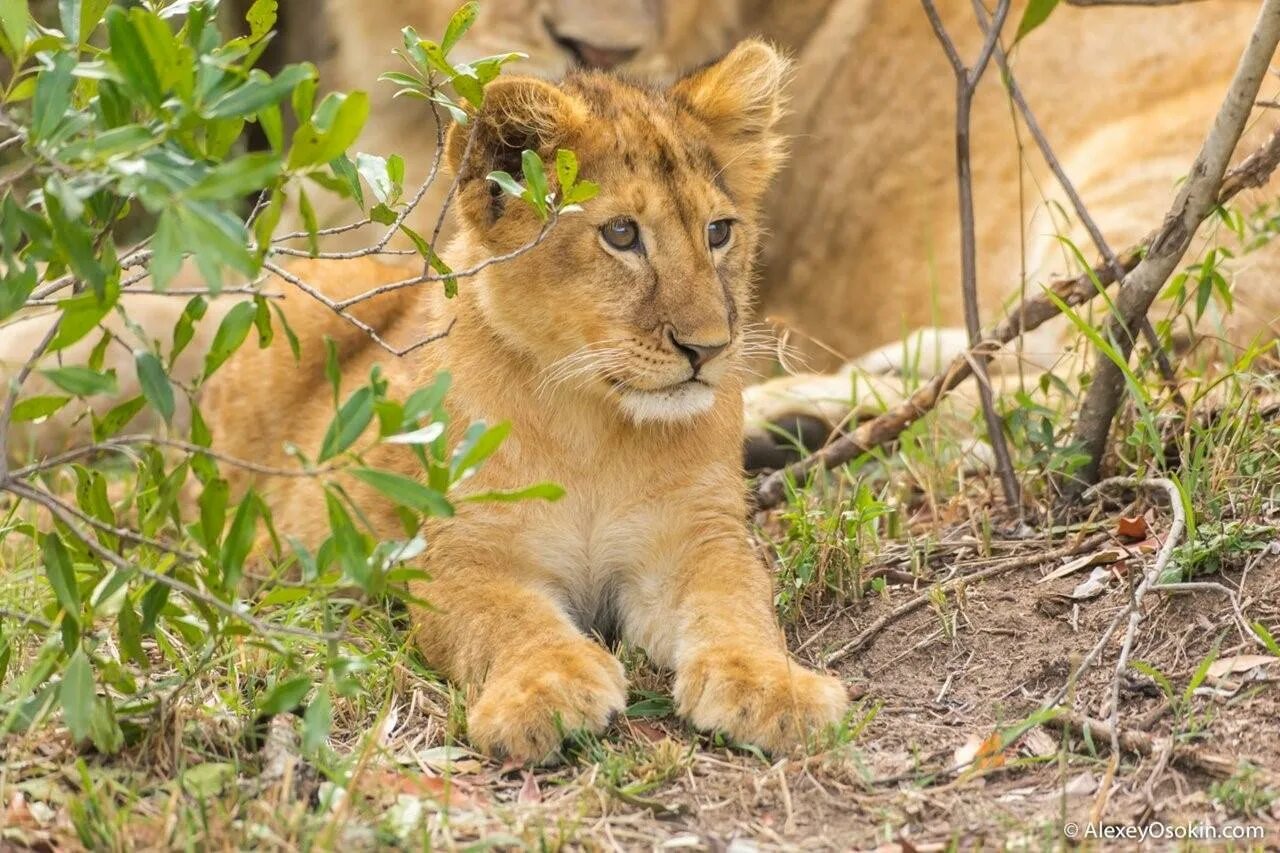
[745,0,1280,431]
[258,0,1280,442]
[204,43,848,762]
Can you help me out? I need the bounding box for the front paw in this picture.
[466,639,627,763]
[674,646,848,754]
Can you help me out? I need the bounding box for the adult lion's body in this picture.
[257,0,1280,429]
[760,0,1280,372]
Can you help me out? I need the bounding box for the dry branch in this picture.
[922,0,1022,510]
[1088,477,1186,753]
[1063,0,1280,499]
[754,125,1280,511]
[1044,711,1267,783]
[821,532,1107,666]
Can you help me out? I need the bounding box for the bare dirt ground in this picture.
[5,512,1279,850]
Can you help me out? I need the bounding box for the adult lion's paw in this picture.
[674,646,848,754]
[466,639,627,764]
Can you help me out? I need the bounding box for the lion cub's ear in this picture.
[672,39,791,204]
[446,77,588,230]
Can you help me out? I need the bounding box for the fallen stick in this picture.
[1044,710,1267,783]
[753,126,1280,511]
[822,532,1108,666]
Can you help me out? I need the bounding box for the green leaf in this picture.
[401,225,456,297]
[32,51,74,141]
[253,296,273,347]
[351,468,453,516]
[61,648,94,742]
[555,148,578,194]
[441,1,478,54]
[220,493,259,590]
[204,64,315,119]
[197,478,228,553]
[287,91,369,169]
[487,170,525,200]
[325,491,370,588]
[58,0,79,42]
[41,366,117,396]
[0,0,30,52]
[41,532,79,616]
[11,395,70,422]
[48,283,119,352]
[187,152,282,201]
[562,180,599,207]
[92,395,146,440]
[464,482,566,503]
[44,183,107,297]
[1014,0,1059,45]
[522,150,549,219]
[135,351,174,423]
[303,688,331,754]
[149,209,183,291]
[202,301,257,378]
[105,5,162,106]
[180,763,236,798]
[450,420,511,480]
[258,676,311,716]
[355,153,395,205]
[318,387,374,462]
[77,0,108,43]
[245,0,277,41]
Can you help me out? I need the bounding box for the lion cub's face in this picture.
[446,41,788,424]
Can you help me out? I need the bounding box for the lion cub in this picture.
[206,41,848,761]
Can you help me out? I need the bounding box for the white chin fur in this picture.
[617,383,716,423]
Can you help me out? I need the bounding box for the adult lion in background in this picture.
[249,0,1280,451]
[744,0,1280,441]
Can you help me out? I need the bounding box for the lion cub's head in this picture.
[445,41,788,424]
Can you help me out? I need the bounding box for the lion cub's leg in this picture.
[411,569,626,764]
[622,536,849,753]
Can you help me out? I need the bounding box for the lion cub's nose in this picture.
[667,328,729,371]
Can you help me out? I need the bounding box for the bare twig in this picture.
[822,532,1107,666]
[1044,710,1267,783]
[983,20,1182,400]
[754,126,1280,511]
[8,433,343,481]
[921,0,1021,510]
[0,317,61,480]
[1063,0,1280,499]
[6,480,341,643]
[1084,477,1186,753]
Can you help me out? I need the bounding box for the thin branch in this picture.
[754,125,1280,510]
[261,260,453,356]
[921,0,1022,509]
[981,10,1183,399]
[1062,0,1280,499]
[1086,477,1186,754]
[6,480,341,643]
[822,532,1107,666]
[7,433,342,481]
[0,318,61,481]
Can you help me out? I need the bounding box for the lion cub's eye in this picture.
[708,219,733,249]
[601,218,642,251]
